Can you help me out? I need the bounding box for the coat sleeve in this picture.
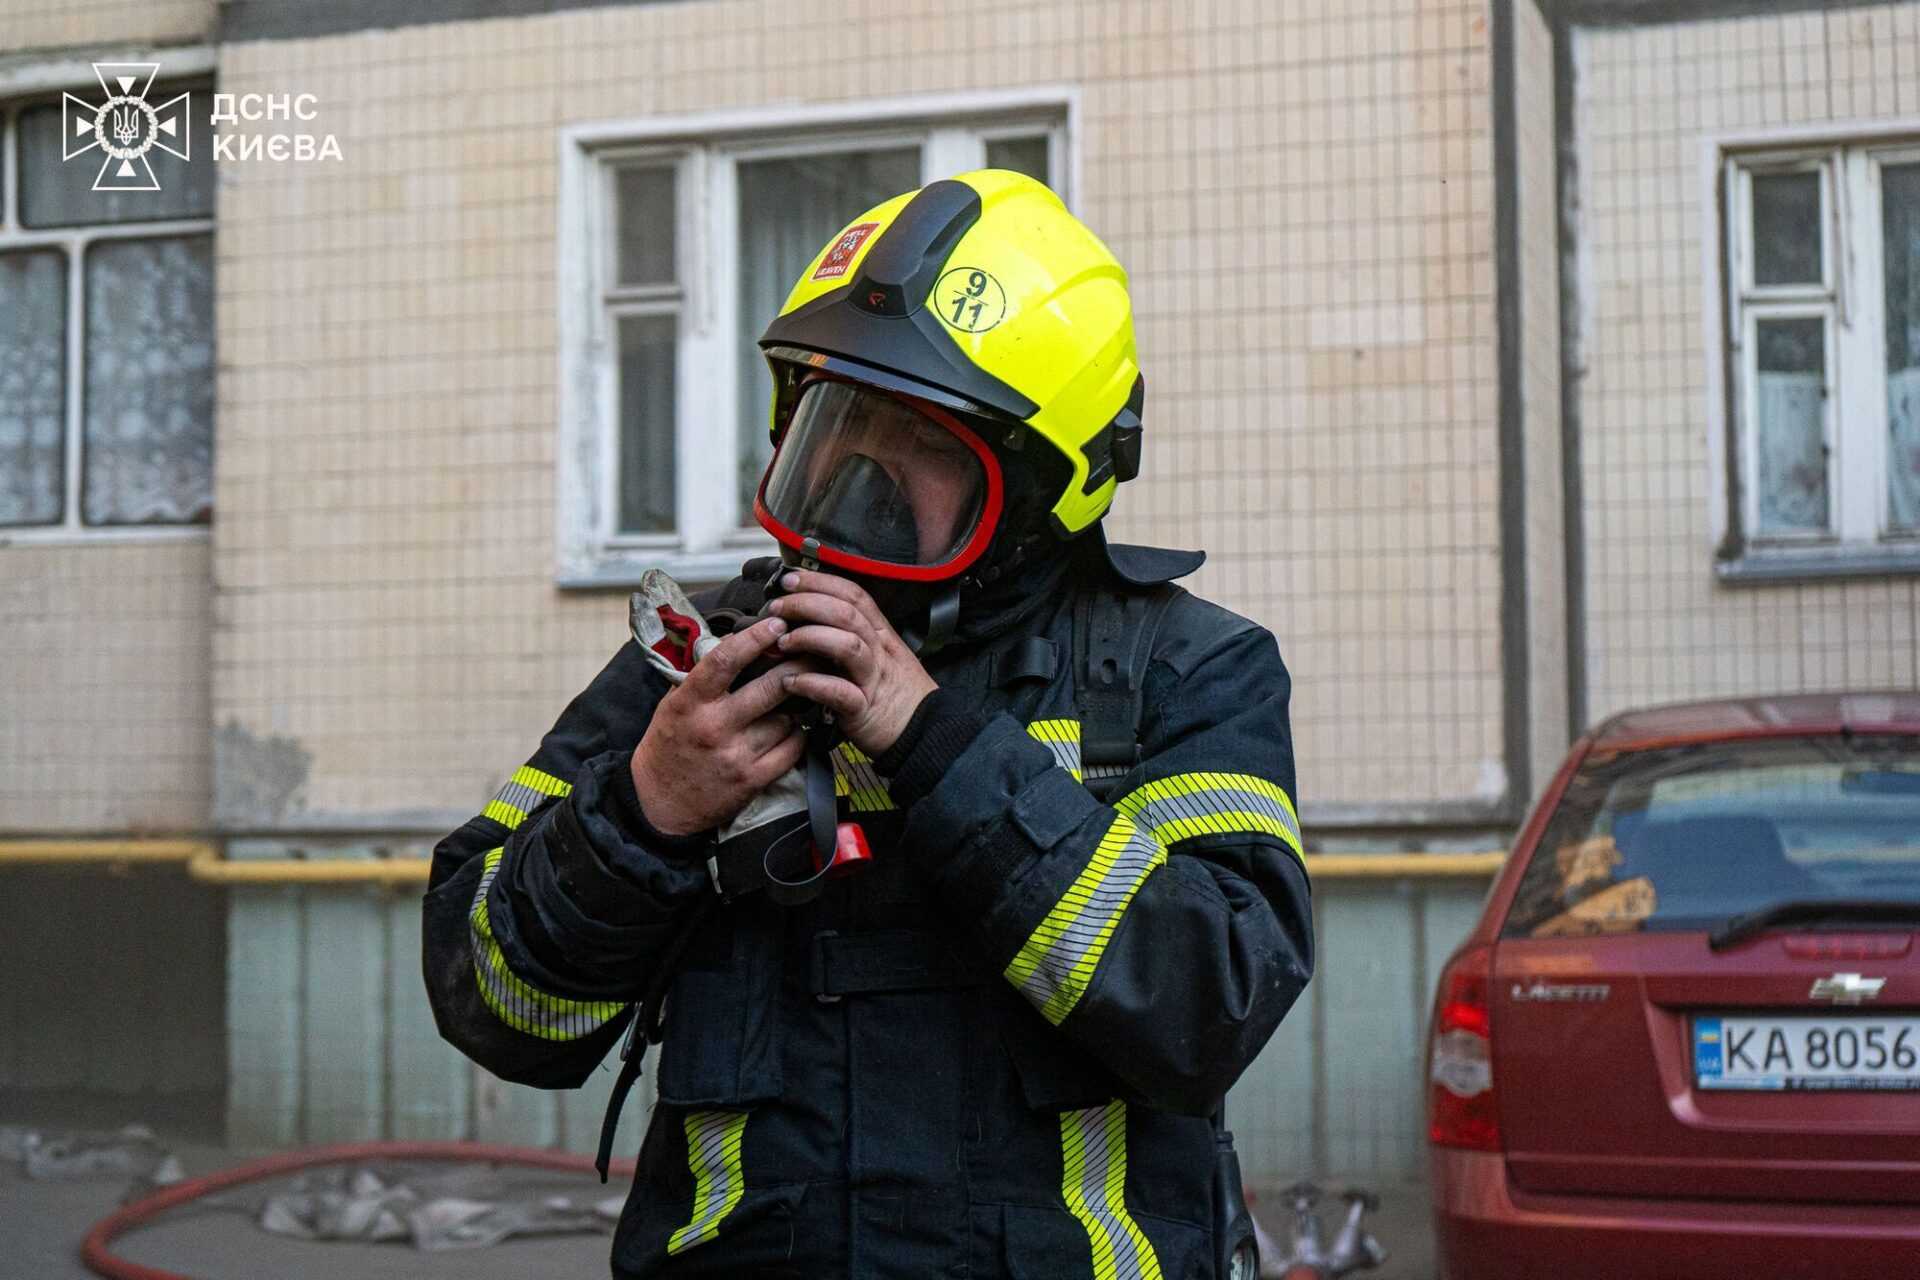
[421,640,716,1088]
[894,599,1313,1115]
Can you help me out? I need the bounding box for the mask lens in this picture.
[761,381,990,570]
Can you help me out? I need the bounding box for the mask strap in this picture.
[903,585,961,656]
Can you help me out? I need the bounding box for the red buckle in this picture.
[810,821,873,879]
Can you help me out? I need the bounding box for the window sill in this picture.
[0,524,211,549]
[557,540,775,591]
[1716,544,1920,585]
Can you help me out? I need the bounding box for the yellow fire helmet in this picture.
[756,169,1142,581]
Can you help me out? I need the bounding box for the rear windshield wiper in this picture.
[1708,899,1920,951]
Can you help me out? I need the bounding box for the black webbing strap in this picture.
[808,929,985,1001]
[708,827,783,900]
[595,892,719,1183]
[992,635,1059,687]
[1072,583,1179,802]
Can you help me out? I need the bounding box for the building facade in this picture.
[2,0,1915,1182]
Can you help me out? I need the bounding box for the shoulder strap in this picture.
[1072,581,1179,802]
[594,893,719,1182]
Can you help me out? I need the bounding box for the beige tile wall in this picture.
[211,0,1504,824]
[1576,5,1920,724]
[0,541,211,832]
[0,0,217,840]
[0,0,213,55]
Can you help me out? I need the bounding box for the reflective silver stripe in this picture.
[1026,718,1083,779]
[1115,772,1303,862]
[1061,1101,1164,1280]
[468,847,624,1040]
[831,743,894,811]
[483,764,572,829]
[1004,813,1166,1025]
[667,1110,748,1254]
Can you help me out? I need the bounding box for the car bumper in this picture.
[1431,1148,1920,1279]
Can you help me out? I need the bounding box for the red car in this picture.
[1426,692,1920,1277]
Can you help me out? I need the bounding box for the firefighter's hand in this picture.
[629,616,811,837]
[764,569,938,757]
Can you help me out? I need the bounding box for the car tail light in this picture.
[1427,943,1501,1151]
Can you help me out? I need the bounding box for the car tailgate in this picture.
[1494,931,1920,1203]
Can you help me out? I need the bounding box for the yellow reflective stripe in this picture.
[482,764,574,831]
[1026,718,1084,781]
[1005,813,1166,1025]
[467,847,623,1041]
[668,1110,748,1254]
[831,742,894,812]
[1061,1101,1163,1280]
[1115,771,1304,864]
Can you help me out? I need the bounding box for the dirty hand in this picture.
[764,569,938,758]
[629,616,811,836]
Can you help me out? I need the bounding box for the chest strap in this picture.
[1073,583,1180,802]
[808,929,985,1003]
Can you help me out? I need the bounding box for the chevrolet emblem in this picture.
[1808,973,1886,1004]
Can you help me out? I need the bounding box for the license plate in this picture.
[1694,1015,1920,1091]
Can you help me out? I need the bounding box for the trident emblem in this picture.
[61,63,191,193]
[111,103,141,147]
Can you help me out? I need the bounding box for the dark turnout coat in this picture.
[422,540,1313,1279]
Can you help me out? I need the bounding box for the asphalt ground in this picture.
[2,1131,1436,1280]
[3,1139,616,1280]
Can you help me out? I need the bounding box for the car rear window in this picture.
[1502,734,1920,938]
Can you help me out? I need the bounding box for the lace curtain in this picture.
[1885,164,1920,530]
[1753,317,1828,536]
[82,236,214,525]
[0,251,66,526]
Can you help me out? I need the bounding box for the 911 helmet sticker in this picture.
[934,266,1007,334]
[813,222,879,280]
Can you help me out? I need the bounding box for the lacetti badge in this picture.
[62,64,191,192]
[1809,973,1886,1005]
[1509,980,1610,1003]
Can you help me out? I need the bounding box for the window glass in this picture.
[985,135,1050,186]
[0,250,68,526]
[734,146,921,519]
[19,83,214,229]
[1753,316,1828,535]
[1502,736,1920,938]
[617,313,677,534]
[1884,162,1920,531]
[615,166,676,287]
[1751,171,1822,287]
[82,236,214,524]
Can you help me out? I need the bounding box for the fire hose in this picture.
[79,1141,635,1280]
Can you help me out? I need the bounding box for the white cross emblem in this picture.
[61,63,192,193]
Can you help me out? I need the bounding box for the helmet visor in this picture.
[755,379,1001,579]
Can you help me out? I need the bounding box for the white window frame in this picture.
[1705,120,1920,580]
[0,47,216,548]
[555,88,1077,588]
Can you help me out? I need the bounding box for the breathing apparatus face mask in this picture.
[755,378,1004,583]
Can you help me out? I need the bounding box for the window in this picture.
[1501,734,1920,938]
[558,97,1066,586]
[0,77,216,539]
[1718,142,1920,575]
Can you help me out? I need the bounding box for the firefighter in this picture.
[423,169,1313,1279]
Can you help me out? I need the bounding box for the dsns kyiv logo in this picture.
[62,63,191,192]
